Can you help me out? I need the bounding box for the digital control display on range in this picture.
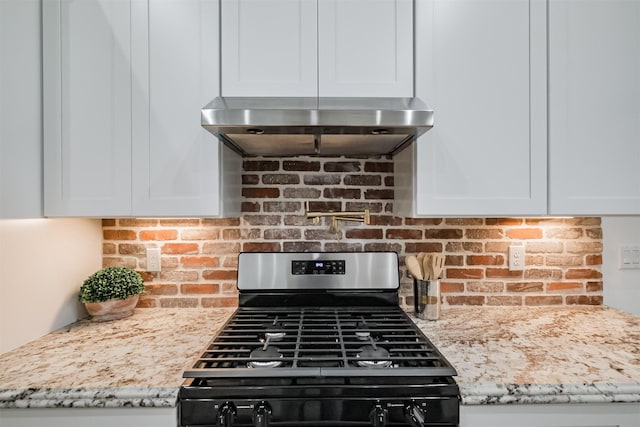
[291,260,345,275]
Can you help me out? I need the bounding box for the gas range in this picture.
[179,252,459,427]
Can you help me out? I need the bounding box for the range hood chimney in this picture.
[201,97,433,157]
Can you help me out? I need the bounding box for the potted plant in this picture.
[79,266,145,322]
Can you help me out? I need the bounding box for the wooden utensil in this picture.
[431,254,445,280]
[406,255,423,280]
[422,254,433,281]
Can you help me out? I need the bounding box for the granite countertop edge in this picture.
[0,387,178,408]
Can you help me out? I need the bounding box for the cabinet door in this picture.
[132,0,239,216]
[0,0,43,218]
[221,0,317,97]
[403,0,547,216]
[318,0,413,97]
[548,0,640,215]
[43,0,132,217]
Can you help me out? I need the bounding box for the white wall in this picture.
[602,216,640,315]
[0,219,103,353]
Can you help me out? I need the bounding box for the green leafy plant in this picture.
[78,266,145,303]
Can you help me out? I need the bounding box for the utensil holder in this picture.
[413,278,440,320]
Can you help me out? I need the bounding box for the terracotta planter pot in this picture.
[84,294,140,322]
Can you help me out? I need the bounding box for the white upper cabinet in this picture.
[132,0,240,217]
[548,0,640,215]
[43,0,132,217]
[395,0,547,217]
[1,0,43,218]
[317,0,413,97]
[221,0,413,98]
[43,0,241,217]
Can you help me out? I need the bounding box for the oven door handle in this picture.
[369,402,388,427]
[403,402,425,427]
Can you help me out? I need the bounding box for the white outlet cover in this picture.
[509,245,525,271]
[146,247,162,272]
[619,246,640,270]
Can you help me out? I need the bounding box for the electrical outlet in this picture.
[509,245,525,271]
[146,247,161,272]
[619,246,640,270]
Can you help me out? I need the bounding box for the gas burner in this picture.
[248,346,283,369]
[355,321,371,340]
[265,322,286,341]
[355,345,392,368]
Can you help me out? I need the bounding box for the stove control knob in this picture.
[403,402,425,427]
[253,401,272,427]
[369,402,388,427]
[217,401,237,427]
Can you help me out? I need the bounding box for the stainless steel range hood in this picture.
[201,97,433,157]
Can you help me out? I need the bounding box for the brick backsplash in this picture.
[102,156,603,309]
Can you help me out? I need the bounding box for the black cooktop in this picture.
[183,306,457,378]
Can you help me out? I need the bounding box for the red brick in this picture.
[446,242,484,253]
[243,215,282,226]
[440,282,464,293]
[484,242,511,253]
[242,242,281,252]
[283,160,320,171]
[364,162,393,173]
[262,174,300,185]
[586,281,603,292]
[201,297,239,308]
[526,242,564,253]
[307,201,342,212]
[202,270,237,281]
[364,242,403,252]
[344,175,381,186]
[242,188,280,198]
[243,160,279,171]
[102,257,136,269]
[486,218,523,226]
[525,296,563,306]
[304,175,341,185]
[160,271,199,282]
[370,215,403,226]
[181,256,219,268]
[138,271,155,282]
[386,229,422,240]
[137,298,156,308]
[566,295,603,305]
[545,255,584,266]
[586,228,603,239]
[384,176,394,186]
[325,242,362,252]
[405,242,443,253]
[566,242,602,254]
[446,268,483,279]
[283,241,323,252]
[565,269,602,279]
[524,269,563,279]
[525,255,545,266]
[119,243,145,255]
[445,218,483,226]
[102,219,116,227]
[104,230,137,240]
[202,242,242,254]
[545,228,583,239]
[446,296,485,306]
[181,283,219,294]
[223,229,242,240]
[264,201,301,212]
[467,255,504,266]
[242,174,260,185]
[324,161,361,172]
[585,255,603,266]
[140,229,178,241]
[566,217,601,226]
[486,268,523,278]
[405,218,443,226]
[345,229,384,239]
[506,228,543,239]
[323,188,361,199]
[162,243,198,254]
[424,229,463,239]
[446,255,464,266]
[103,243,116,255]
[144,284,178,295]
[181,229,220,240]
[346,202,384,213]
[364,189,394,200]
[548,282,583,292]
[283,188,321,199]
[506,282,543,292]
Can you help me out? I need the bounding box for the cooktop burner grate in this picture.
[184,306,456,378]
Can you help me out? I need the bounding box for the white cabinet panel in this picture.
[0,0,43,218]
[132,0,239,217]
[318,0,413,97]
[396,0,547,217]
[43,0,132,217]
[221,0,318,97]
[549,0,640,215]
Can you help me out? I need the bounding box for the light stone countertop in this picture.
[0,305,638,408]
